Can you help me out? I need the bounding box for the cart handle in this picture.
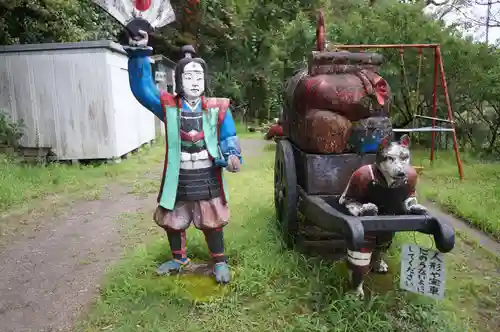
[299,194,455,253]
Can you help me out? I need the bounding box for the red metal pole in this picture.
[436,46,464,180]
[430,47,438,164]
[316,10,325,51]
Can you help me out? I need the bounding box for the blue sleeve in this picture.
[126,47,163,121]
[219,109,242,163]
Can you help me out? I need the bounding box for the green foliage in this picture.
[156,0,500,156]
[0,111,24,147]
[197,0,321,120]
[0,0,119,44]
[324,1,500,154]
[2,0,500,152]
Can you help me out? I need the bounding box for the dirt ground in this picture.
[0,138,497,332]
[0,184,157,332]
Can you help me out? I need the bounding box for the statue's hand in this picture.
[408,204,427,215]
[360,203,378,216]
[345,202,378,216]
[129,30,149,48]
[226,155,241,173]
[403,197,427,215]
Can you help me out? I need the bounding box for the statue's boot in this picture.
[157,257,191,275]
[203,228,230,284]
[213,261,231,284]
[157,229,189,275]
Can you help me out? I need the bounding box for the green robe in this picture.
[158,105,228,210]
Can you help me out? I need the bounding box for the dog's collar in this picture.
[368,164,375,181]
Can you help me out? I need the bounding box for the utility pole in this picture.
[486,0,492,44]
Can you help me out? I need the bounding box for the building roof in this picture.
[0,40,127,55]
[150,54,176,68]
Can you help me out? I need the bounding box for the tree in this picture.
[0,0,119,45]
[2,0,500,154]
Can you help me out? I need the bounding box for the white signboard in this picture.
[92,0,176,28]
[155,71,166,82]
[400,244,446,300]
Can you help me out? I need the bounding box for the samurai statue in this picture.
[124,30,242,284]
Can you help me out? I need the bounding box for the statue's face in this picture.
[377,135,411,188]
[181,62,204,100]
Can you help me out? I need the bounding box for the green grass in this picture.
[75,147,500,332]
[0,142,164,214]
[0,122,256,216]
[412,149,500,240]
[235,121,265,139]
[0,141,165,242]
[0,122,258,240]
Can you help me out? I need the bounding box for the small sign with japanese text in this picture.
[400,244,446,300]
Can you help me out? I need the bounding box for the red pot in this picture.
[290,70,390,122]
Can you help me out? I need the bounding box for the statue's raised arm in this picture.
[124,30,164,120]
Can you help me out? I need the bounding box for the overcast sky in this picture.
[425,2,500,44]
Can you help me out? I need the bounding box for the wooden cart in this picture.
[274,138,455,256]
[273,10,455,257]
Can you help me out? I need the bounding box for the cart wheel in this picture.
[274,139,298,248]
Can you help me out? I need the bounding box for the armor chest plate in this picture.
[177,166,222,202]
[180,111,203,139]
[180,111,205,153]
[177,110,220,201]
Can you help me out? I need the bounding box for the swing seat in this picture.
[392,126,455,132]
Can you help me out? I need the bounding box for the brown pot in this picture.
[288,109,352,154]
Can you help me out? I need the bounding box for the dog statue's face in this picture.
[377,135,411,187]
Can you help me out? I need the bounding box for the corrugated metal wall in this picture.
[105,51,156,158]
[0,41,158,160]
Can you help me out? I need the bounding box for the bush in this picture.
[0,111,25,147]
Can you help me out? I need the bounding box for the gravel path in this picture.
[425,203,500,256]
[0,184,156,332]
[240,138,273,157]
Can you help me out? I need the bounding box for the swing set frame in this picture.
[328,43,464,180]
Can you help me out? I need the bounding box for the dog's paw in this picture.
[408,204,427,215]
[371,259,389,274]
[346,203,362,216]
[360,203,378,216]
